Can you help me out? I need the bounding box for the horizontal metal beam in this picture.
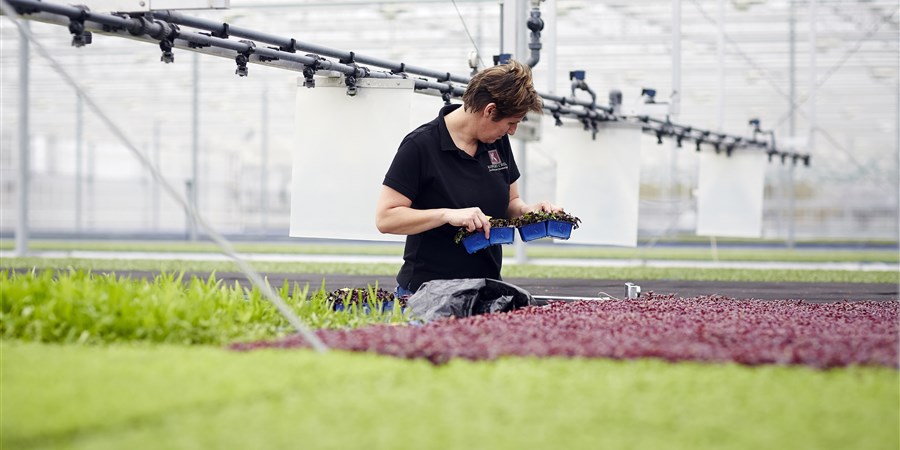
[230,0,496,8]
[152,9,473,84]
[4,0,811,164]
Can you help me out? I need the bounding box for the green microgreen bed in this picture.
[3,341,897,450]
[1,269,406,345]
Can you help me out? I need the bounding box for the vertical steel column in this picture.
[808,0,817,143]
[895,71,900,242]
[87,142,94,228]
[545,0,556,94]
[518,0,528,58]
[716,0,725,132]
[190,52,199,241]
[75,55,84,234]
[185,181,193,239]
[499,1,504,54]
[787,162,796,246]
[143,142,151,226]
[713,0,725,252]
[500,0,526,61]
[669,0,682,221]
[15,22,30,257]
[670,0,681,117]
[788,0,796,137]
[261,86,269,232]
[502,0,529,264]
[786,0,797,247]
[807,0,818,245]
[153,120,161,231]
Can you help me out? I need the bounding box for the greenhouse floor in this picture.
[126,271,898,303]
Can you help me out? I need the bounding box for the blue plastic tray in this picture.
[462,232,491,254]
[489,226,515,245]
[518,221,548,242]
[547,220,573,239]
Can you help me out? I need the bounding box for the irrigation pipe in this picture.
[0,0,329,353]
[3,0,810,162]
[152,9,473,84]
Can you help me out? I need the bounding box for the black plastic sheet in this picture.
[407,278,536,322]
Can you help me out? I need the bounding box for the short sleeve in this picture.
[383,135,421,202]
[503,136,520,184]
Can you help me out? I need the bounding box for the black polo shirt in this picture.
[383,104,520,291]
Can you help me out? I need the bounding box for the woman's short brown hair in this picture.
[462,59,543,121]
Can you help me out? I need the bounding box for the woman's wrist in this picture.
[508,200,529,218]
[439,208,452,226]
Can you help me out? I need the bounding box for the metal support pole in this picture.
[499,1,504,54]
[788,1,796,138]
[143,142,151,226]
[87,142,94,228]
[75,60,84,234]
[516,0,527,61]
[15,21,30,257]
[669,0,682,226]
[716,0,725,132]
[501,0,526,61]
[545,0,556,94]
[502,0,530,263]
[787,0,797,247]
[807,0,817,245]
[808,0,817,146]
[713,0,724,249]
[787,164,795,244]
[671,0,682,117]
[185,180,193,239]
[895,75,900,242]
[190,52,199,241]
[152,121,161,231]
[261,86,269,232]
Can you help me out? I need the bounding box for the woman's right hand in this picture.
[444,207,491,238]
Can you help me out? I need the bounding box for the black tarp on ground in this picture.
[406,278,537,321]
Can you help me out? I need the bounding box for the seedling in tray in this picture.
[511,211,582,241]
[454,217,516,254]
[326,287,406,312]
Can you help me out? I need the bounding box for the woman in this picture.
[375,59,562,296]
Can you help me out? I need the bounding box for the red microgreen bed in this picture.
[232,294,899,369]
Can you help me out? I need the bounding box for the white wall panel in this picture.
[696,150,766,238]
[552,121,642,247]
[290,77,418,241]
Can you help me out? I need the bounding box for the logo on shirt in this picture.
[487,150,508,172]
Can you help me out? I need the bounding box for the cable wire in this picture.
[0,0,329,353]
[450,0,486,70]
